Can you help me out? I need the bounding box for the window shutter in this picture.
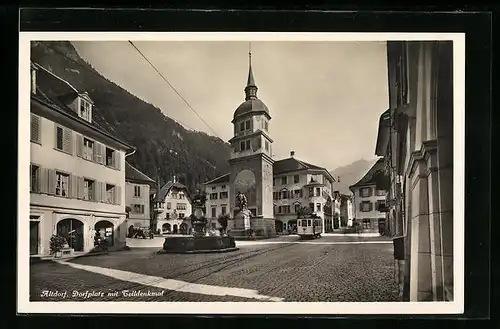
[115,151,121,170]
[54,125,60,149]
[63,128,73,154]
[77,177,84,199]
[29,164,32,191]
[30,114,41,143]
[102,183,107,203]
[369,203,373,211]
[94,181,102,202]
[38,168,47,194]
[69,174,78,198]
[47,169,56,195]
[76,134,83,157]
[94,143,103,164]
[115,185,121,205]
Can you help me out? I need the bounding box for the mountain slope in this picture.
[30,41,231,192]
[330,158,379,195]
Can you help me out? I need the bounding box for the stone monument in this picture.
[232,191,252,232]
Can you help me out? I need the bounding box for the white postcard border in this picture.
[18,32,465,315]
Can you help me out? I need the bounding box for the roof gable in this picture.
[349,158,385,189]
[31,62,133,151]
[79,92,94,104]
[125,162,155,184]
[273,157,335,182]
[155,181,191,202]
[204,173,230,185]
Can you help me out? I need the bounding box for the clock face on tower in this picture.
[234,169,257,206]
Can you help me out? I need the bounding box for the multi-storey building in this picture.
[29,62,134,256]
[349,158,388,234]
[333,191,342,229]
[125,162,155,228]
[203,174,230,230]
[375,41,454,301]
[204,151,336,234]
[152,176,193,234]
[347,197,354,227]
[272,152,336,233]
[338,193,351,228]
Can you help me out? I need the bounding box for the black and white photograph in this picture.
[18,32,465,314]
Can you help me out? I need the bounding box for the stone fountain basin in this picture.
[158,235,238,254]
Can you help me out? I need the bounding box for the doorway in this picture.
[275,220,283,233]
[378,218,386,235]
[95,220,114,246]
[30,221,40,255]
[162,223,171,234]
[57,218,84,252]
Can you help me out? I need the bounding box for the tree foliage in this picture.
[217,213,231,229]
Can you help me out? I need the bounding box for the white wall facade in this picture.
[125,181,151,228]
[30,107,129,256]
[351,185,387,233]
[205,182,230,229]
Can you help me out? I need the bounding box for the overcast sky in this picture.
[72,41,388,170]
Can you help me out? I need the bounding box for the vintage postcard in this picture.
[18,32,465,315]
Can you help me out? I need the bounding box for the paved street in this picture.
[30,235,399,302]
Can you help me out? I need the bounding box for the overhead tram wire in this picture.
[40,42,198,132]
[127,41,222,139]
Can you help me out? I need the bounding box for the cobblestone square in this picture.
[30,235,399,302]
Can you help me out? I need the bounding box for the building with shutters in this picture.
[203,151,336,234]
[203,174,230,230]
[125,161,155,228]
[272,152,336,233]
[29,62,135,256]
[151,176,193,235]
[375,41,454,301]
[349,158,388,235]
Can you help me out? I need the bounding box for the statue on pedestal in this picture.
[236,191,248,211]
[235,191,251,230]
[190,189,208,238]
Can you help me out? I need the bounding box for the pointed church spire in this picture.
[245,42,258,101]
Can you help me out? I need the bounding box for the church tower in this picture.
[228,46,275,232]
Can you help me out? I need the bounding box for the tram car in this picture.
[297,218,322,239]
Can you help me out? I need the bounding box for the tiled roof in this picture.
[202,157,335,186]
[274,157,335,182]
[203,173,230,185]
[125,162,155,184]
[349,158,385,189]
[155,181,191,202]
[31,62,133,150]
[304,180,325,188]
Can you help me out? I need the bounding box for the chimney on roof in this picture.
[173,175,176,183]
[290,151,295,157]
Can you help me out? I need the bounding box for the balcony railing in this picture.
[153,202,165,213]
